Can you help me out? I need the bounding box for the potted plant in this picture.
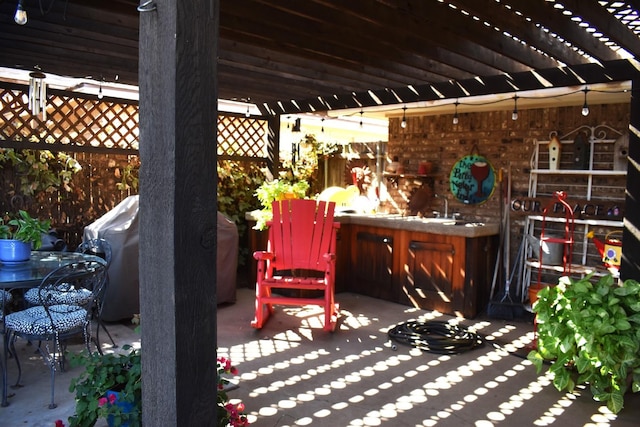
[0,210,51,262]
[252,179,309,230]
[67,345,142,427]
[527,273,640,414]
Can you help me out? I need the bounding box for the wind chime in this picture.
[28,71,47,120]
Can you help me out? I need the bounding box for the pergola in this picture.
[1,1,640,425]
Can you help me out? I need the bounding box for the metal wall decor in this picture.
[449,144,496,204]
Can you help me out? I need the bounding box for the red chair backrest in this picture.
[269,199,337,271]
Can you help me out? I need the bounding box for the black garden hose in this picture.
[388,320,484,354]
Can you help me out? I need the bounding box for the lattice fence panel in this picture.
[218,114,268,158]
[0,85,139,151]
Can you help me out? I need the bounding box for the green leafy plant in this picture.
[0,148,82,196]
[68,345,142,427]
[527,274,640,414]
[0,210,51,249]
[253,179,310,230]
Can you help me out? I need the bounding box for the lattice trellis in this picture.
[1,83,271,160]
[0,84,139,153]
[218,114,268,158]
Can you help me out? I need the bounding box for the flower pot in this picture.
[528,283,548,306]
[106,390,135,427]
[0,239,31,263]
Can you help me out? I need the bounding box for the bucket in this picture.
[526,234,565,266]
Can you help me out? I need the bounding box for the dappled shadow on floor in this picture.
[219,289,640,427]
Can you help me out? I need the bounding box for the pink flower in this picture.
[98,397,108,407]
[108,393,117,405]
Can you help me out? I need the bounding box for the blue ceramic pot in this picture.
[0,239,31,263]
[105,390,135,427]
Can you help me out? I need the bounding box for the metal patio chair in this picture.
[3,260,107,408]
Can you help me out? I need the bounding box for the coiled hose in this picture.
[388,320,484,354]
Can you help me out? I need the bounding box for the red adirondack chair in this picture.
[252,199,340,331]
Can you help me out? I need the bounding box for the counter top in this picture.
[246,210,499,238]
[334,213,499,238]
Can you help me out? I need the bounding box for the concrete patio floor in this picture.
[2,287,639,426]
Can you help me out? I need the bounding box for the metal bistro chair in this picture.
[252,199,341,332]
[3,260,107,408]
[1,289,13,407]
[76,238,117,351]
[22,239,116,352]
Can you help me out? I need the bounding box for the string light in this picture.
[321,118,325,133]
[401,106,407,128]
[14,0,27,25]
[359,109,363,127]
[582,87,590,116]
[98,82,103,99]
[245,97,251,117]
[453,100,459,125]
[512,95,519,121]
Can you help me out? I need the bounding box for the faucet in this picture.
[435,194,448,218]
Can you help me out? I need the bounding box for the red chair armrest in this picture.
[254,251,275,261]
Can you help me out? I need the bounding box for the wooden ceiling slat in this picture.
[509,1,623,63]
[447,0,589,65]
[560,0,640,58]
[0,0,638,113]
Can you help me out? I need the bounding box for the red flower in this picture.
[98,397,108,407]
[108,393,117,405]
[55,421,65,427]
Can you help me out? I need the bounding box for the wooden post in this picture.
[138,1,218,425]
[622,77,640,281]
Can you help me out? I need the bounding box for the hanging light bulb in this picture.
[14,0,27,25]
[582,87,590,116]
[453,101,459,125]
[359,110,363,128]
[245,97,251,117]
[98,82,104,99]
[512,95,519,121]
[28,71,47,120]
[401,106,407,129]
[321,118,325,133]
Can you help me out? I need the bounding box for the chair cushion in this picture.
[24,286,93,306]
[1,289,12,303]
[4,304,88,336]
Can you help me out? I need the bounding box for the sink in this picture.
[421,217,457,224]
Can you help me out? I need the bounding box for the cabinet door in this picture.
[352,230,394,299]
[405,240,456,313]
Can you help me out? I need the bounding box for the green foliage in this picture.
[0,210,51,249]
[115,157,140,192]
[0,148,82,196]
[68,345,142,427]
[217,160,265,265]
[527,274,640,414]
[253,179,310,230]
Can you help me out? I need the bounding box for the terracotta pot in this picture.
[528,283,548,305]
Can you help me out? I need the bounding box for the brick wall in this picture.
[382,102,630,271]
[383,103,630,222]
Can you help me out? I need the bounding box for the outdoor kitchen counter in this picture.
[246,211,499,318]
[334,213,499,238]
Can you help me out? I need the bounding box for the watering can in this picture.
[525,233,565,266]
[587,230,622,269]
